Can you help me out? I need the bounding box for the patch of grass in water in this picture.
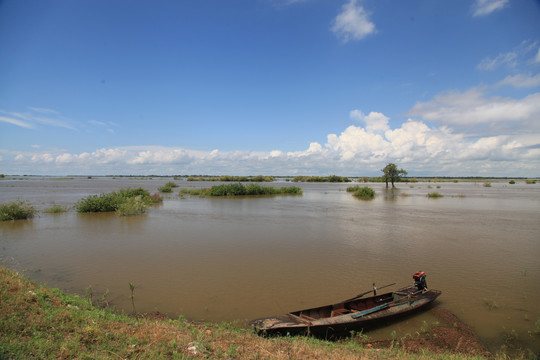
[0,200,36,221]
[352,186,375,200]
[43,204,68,214]
[76,188,160,216]
[427,192,443,198]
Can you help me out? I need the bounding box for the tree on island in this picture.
[382,163,407,188]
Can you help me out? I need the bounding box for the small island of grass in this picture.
[0,200,36,221]
[180,183,302,197]
[76,188,162,216]
[348,186,375,199]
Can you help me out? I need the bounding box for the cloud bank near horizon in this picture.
[3,88,539,177]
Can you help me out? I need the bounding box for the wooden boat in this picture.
[251,284,441,337]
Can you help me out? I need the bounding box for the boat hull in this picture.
[252,288,442,338]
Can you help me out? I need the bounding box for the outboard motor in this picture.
[413,271,428,291]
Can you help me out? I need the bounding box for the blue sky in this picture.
[1,0,539,176]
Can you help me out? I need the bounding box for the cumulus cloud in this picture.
[4,104,539,177]
[331,0,376,42]
[350,110,390,133]
[472,0,509,17]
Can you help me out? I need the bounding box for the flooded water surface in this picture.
[1,177,539,353]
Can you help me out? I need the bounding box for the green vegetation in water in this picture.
[427,192,443,198]
[509,180,516,184]
[179,183,301,197]
[43,204,68,214]
[188,175,274,182]
[352,186,375,199]
[76,188,162,216]
[157,181,179,193]
[0,200,36,221]
[179,188,207,196]
[525,179,537,184]
[208,183,302,196]
[292,175,351,183]
[483,182,492,187]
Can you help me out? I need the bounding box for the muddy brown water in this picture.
[1,177,539,354]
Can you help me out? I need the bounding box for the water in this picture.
[1,177,539,353]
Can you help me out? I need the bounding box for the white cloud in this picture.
[535,48,540,63]
[477,40,539,71]
[407,89,540,136]
[498,73,540,88]
[350,110,389,132]
[0,115,34,129]
[4,105,539,177]
[472,0,509,17]
[331,0,376,42]
[0,108,77,130]
[477,51,517,71]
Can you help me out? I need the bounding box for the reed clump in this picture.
[208,183,302,196]
[43,204,68,214]
[427,192,443,198]
[0,200,36,221]
[292,175,351,183]
[352,186,375,199]
[76,188,161,215]
[180,183,302,197]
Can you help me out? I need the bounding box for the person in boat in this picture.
[413,271,428,291]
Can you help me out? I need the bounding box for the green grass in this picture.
[293,175,351,183]
[76,188,161,215]
[0,200,36,221]
[427,192,443,198]
[178,183,302,197]
[525,179,537,184]
[208,183,302,196]
[43,204,68,214]
[352,186,375,199]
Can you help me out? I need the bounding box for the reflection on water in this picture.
[1,178,539,353]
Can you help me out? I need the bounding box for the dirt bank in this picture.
[363,308,490,357]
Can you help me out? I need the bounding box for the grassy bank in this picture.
[0,267,498,360]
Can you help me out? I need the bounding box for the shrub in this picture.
[44,205,67,214]
[117,196,149,216]
[164,181,179,188]
[525,179,537,184]
[509,180,515,184]
[0,200,36,221]
[346,185,361,192]
[76,188,154,215]
[158,185,173,193]
[427,192,443,198]
[352,187,375,199]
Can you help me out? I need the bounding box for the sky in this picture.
[1,0,540,176]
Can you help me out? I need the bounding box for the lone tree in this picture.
[382,163,407,188]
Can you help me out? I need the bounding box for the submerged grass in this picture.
[43,204,68,214]
[0,200,36,221]
[0,266,495,360]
